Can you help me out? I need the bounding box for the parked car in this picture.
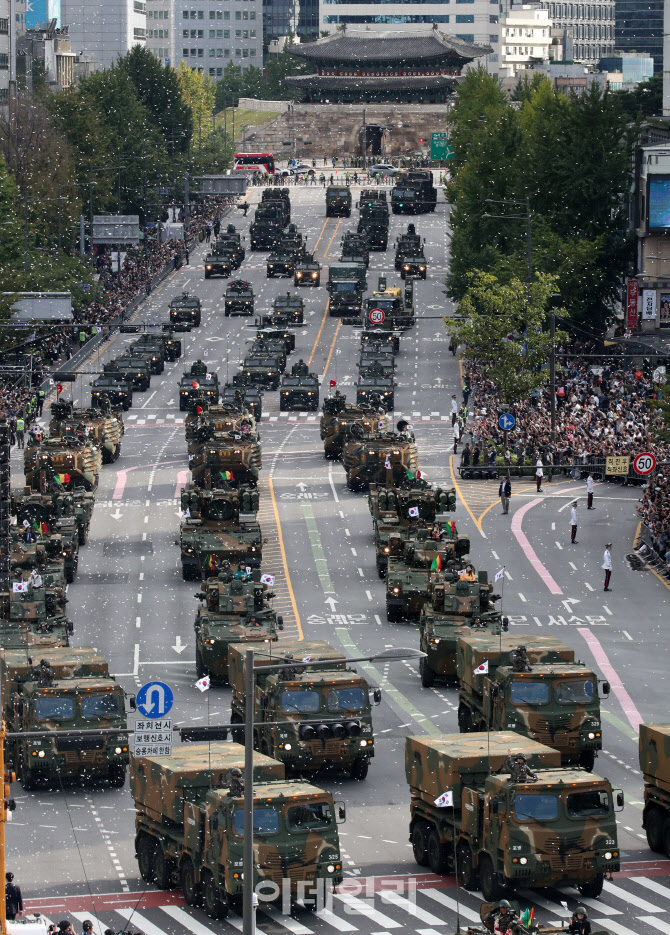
[368,164,399,177]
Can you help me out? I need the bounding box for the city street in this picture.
[8,182,670,935]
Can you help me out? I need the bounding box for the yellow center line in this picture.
[321,218,341,260]
[449,454,482,533]
[312,217,330,254]
[269,476,304,639]
[322,320,341,379]
[308,299,330,368]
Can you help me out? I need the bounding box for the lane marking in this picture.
[578,629,643,732]
[448,455,487,538]
[302,501,334,593]
[511,499,563,594]
[268,476,303,640]
[308,298,331,368]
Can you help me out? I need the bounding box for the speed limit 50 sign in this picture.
[369,307,385,325]
[633,452,657,475]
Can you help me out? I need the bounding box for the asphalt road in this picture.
[8,182,670,935]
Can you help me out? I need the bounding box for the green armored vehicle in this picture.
[170,292,202,327]
[406,732,621,898]
[188,431,262,488]
[320,397,380,460]
[185,403,258,447]
[49,400,124,464]
[0,647,130,790]
[24,438,102,493]
[12,486,95,547]
[294,253,321,287]
[11,523,79,583]
[0,582,73,645]
[266,251,295,278]
[221,384,262,423]
[457,635,607,771]
[395,226,422,269]
[229,640,378,779]
[341,233,369,268]
[359,348,395,377]
[179,365,219,411]
[343,426,419,491]
[178,484,262,579]
[131,743,345,914]
[326,185,351,217]
[9,539,66,590]
[240,355,282,391]
[224,281,254,317]
[128,340,165,375]
[204,243,233,279]
[280,373,319,411]
[216,224,246,265]
[356,374,395,412]
[640,724,670,855]
[358,200,389,251]
[103,356,151,392]
[273,293,305,326]
[328,279,363,321]
[90,375,133,410]
[194,574,282,682]
[248,339,287,373]
[386,544,465,623]
[419,575,505,686]
[131,326,182,361]
[255,319,295,353]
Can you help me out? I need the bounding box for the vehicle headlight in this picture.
[38,750,46,758]
[588,732,595,739]
[327,865,335,873]
[404,265,410,270]
[604,851,612,860]
[284,743,292,751]
[392,587,400,594]
[115,746,122,754]
[296,272,303,278]
[360,740,367,747]
[206,265,212,270]
[420,266,426,271]
[312,272,318,278]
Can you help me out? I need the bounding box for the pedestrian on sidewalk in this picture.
[570,501,579,544]
[587,473,595,509]
[535,458,544,493]
[452,419,460,454]
[499,475,512,514]
[451,394,458,426]
[602,543,613,591]
[5,872,23,920]
[15,416,24,449]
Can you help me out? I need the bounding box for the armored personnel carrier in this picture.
[170,293,202,327]
[0,581,73,645]
[188,435,262,487]
[49,400,123,463]
[13,486,95,547]
[178,484,263,579]
[9,539,66,590]
[320,396,380,460]
[185,403,258,446]
[343,426,419,491]
[386,539,472,623]
[24,437,102,493]
[273,292,305,326]
[194,574,282,682]
[215,224,245,265]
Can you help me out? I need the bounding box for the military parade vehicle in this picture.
[90,374,133,410]
[392,170,437,214]
[179,362,220,411]
[222,383,262,422]
[359,346,395,377]
[224,280,254,317]
[250,203,286,250]
[0,648,130,789]
[194,574,282,682]
[356,373,394,411]
[419,575,505,686]
[128,339,165,375]
[327,261,367,294]
[229,640,378,779]
[342,423,419,491]
[103,355,151,392]
[9,538,67,590]
[12,520,79,583]
[358,195,389,250]
[24,437,102,493]
[325,185,352,217]
[49,400,123,464]
[188,429,263,485]
[248,339,287,373]
[261,187,291,223]
[132,326,182,362]
[170,293,202,327]
[240,355,283,391]
[640,723,670,855]
[320,396,379,460]
[328,279,363,321]
[385,533,471,623]
[273,292,305,326]
[266,250,295,278]
[364,278,415,330]
[280,372,320,411]
[131,742,345,915]
[178,484,263,579]
[406,732,621,897]
[294,252,321,287]
[13,486,95,547]
[340,231,370,267]
[395,226,424,270]
[0,580,73,644]
[254,320,295,353]
[185,402,258,446]
[215,225,245,265]
[204,243,234,279]
[360,326,398,354]
[456,635,606,770]
[399,251,428,280]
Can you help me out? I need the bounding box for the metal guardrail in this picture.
[458,459,667,483]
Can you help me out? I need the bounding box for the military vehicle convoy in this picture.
[229,641,378,779]
[406,732,622,898]
[178,485,263,579]
[342,425,419,491]
[640,723,670,855]
[326,185,352,217]
[170,293,202,327]
[225,280,254,317]
[250,202,285,250]
[24,438,102,493]
[49,401,124,464]
[0,648,130,789]
[280,373,320,411]
[188,431,262,488]
[273,293,305,326]
[90,374,133,410]
[358,194,389,250]
[320,396,379,460]
[13,486,95,547]
[185,402,258,445]
[194,574,281,682]
[385,538,471,623]
[456,635,606,770]
[131,743,345,916]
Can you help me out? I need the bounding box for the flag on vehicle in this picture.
[430,554,442,572]
[220,470,233,481]
[182,508,190,519]
[12,582,28,593]
[196,405,203,415]
[474,660,489,675]
[434,790,453,807]
[495,568,504,582]
[207,555,217,571]
[408,506,419,518]
[56,384,63,394]
[195,675,210,692]
[406,470,416,480]
[192,381,199,389]
[329,380,337,388]
[260,574,275,586]
[385,456,392,469]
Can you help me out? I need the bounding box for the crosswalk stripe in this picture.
[603,881,663,912]
[631,877,670,900]
[567,895,622,916]
[72,910,109,935]
[162,904,239,935]
[518,891,569,916]
[594,919,644,935]
[420,888,481,923]
[309,906,358,932]
[262,905,314,934]
[417,929,444,935]
[226,913,269,935]
[378,892,444,926]
[116,907,174,935]
[636,917,670,935]
[333,894,401,929]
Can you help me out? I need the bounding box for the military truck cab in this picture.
[170,293,202,327]
[280,374,320,411]
[267,252,295,278]
[326,186,352,217]
[294,256,321,287]
[273,293,305,326]
[104,357,151,392]
[225,282,254,317]
[90,375,132,411]
[205,249,233,279]
[328,280,363,321]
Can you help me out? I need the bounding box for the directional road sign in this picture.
[133,718,173,757]
[498,412,516,431]
[633,452,657,475]
[369,308,385,325]
[136,680,174,718]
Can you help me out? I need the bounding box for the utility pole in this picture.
[242,649,256,935]
[525,196,531,286]
[89,165,94,245]
[184,172,190,229]
[117,151,122,214]
[550,309,556,438]
[23,191,28,275]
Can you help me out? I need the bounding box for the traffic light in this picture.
[419,138,424,143]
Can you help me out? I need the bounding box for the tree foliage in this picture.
[444,271,567,405]
[119,47,193,151]
[214,49,316,107]
[446,74,636,330]
[177,62,216,143]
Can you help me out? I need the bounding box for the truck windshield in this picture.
[81,693,122,718]
[335,283,358,292]
[555,679,595,704]
[327,687,366,711]
[34,696,75,720]
[566,790,610,818]
[509,681,549,705]
[280,689,320,713]
[513,794,558,821]
[287,802,332,832]
[234,808,279,836]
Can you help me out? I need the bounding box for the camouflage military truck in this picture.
[262,188,291,221]
[326,186,352,217]
[90,375,133,410]
[216,224,246,265]
[49,400,124,464]
[188,433,262,487]
[280,373,320,411]
[0,582,73,645]
[129,340,165,375]
[103,356,151,392]
[9,539,66,590]
[240,355,283,391]
[320,397,379,460]
[456,635,607,771]
[273,293,305,326]
[0,618,68,654]
[170,293,202,327]
[178,484,263,579]
[358,200,389,251]
[406,731,622,898]
[294,253,321,287]
[179,369,219,411]
[342,428,419,491]
[249,214,282,251]
[341,231,370,266]
[419,574,505,686]
[13,486,95,547]
[131,742,345,915]
[229,641,378,779]
[0,647,131,789]
[204,243,234,279]
[248,339,288,373]
[386,545,469,623]
[194,574,282,682]
[328,280,363,322]
[24,438,102,493]
[221,384,262,423]
[224,281,254,317]
[640,724,670,855]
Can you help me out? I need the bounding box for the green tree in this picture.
[119,46,193,151]
[177,62,216,144]
[444,271,567,405]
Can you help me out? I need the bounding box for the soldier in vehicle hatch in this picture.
[568,908,591,935]
[511,645,532,672]
[292,359,309,377]
[227,768,244,797]
[218,561,233,583]
[504,752,538,783]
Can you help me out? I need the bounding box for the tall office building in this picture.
[60,0,146,69]
[262,0,318,42]
[145,0,262,78]
[614,0,661,72]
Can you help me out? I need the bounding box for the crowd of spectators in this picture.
[0,197,231,422]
